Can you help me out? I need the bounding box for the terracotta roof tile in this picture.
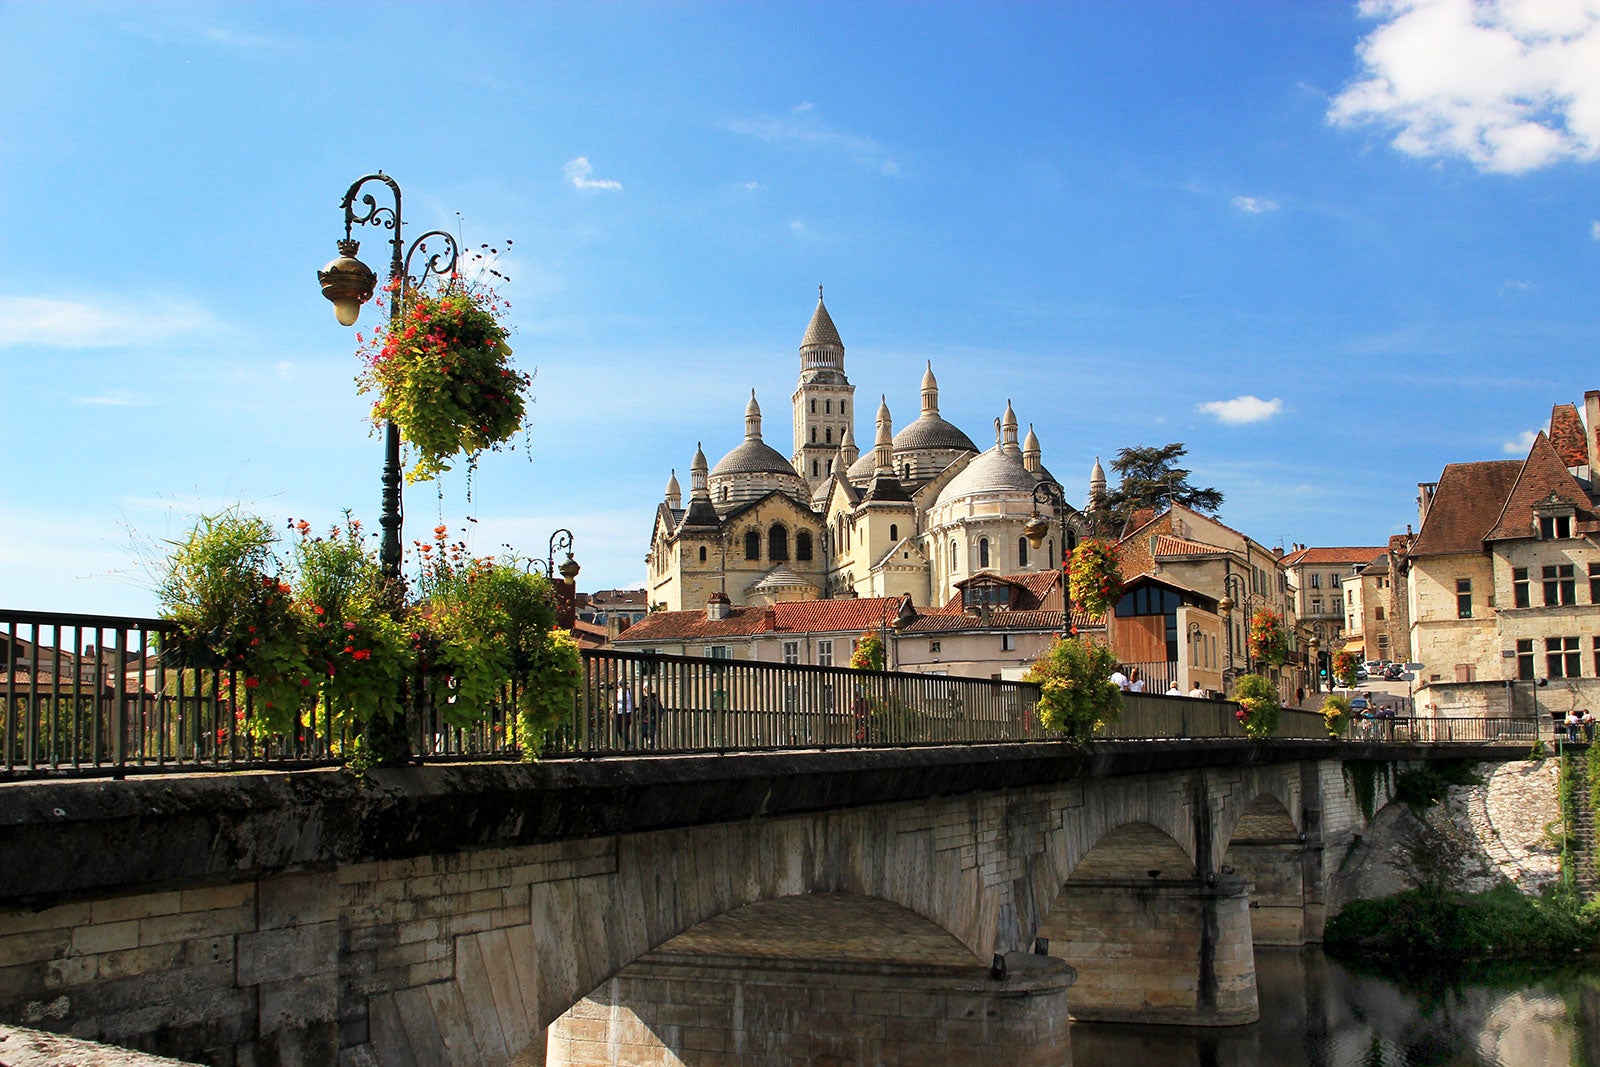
[1151,534,1227,558]
[1484,431,1596,541]
[616,597,906,643]
[1409,459,1523,556]
[1549,404,1588,469]
[1279,546,1387,567]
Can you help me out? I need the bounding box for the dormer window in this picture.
[962,583,1011,610]
[1540,515,1572,539]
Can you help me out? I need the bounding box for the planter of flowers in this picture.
[1068,539,1124,618]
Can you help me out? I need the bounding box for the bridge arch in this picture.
[542,892,1068,1064]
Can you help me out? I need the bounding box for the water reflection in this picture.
[1071,946,1600,1066]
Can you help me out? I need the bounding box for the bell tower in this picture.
[791,287,856,493]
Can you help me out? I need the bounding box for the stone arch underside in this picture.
[1221,792,1310,946]
[544,893,1070,1065]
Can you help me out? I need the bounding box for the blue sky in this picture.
[5,1,1600,616]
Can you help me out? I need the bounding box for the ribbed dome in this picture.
[893,415,977,453]
[711,438,799,478]
[745,565,818,595]
[934,446,1041,506]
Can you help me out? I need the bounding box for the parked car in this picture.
[1363,660,1384,674]
[1382,664,1405,680]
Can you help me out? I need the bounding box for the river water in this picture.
[1071,946,1600,1066]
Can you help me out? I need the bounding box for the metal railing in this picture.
[0,610,1537,778]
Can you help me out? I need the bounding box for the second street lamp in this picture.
[1024,478,1095,637]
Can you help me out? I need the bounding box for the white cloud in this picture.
[564,157,622,191]
[1197,395,1284,424]
[75,392,150,407]
[1504,428,1539,454]
[1231,195,1280,213]
[725,104,901,176]
[1591,219,1600,239]
[1330,0,1600,174]
[0,295,219,348]
[1499,278,1533,295]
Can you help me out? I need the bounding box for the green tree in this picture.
[1104,443,1224,534]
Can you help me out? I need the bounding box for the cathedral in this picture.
[645,292,1100,611]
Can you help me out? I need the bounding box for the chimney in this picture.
[707,591,732,621]
[763,607,778,631]
[1417,482,1438,527]
[1586,391,1600,476]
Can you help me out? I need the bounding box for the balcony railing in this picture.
[0,611,1532,779]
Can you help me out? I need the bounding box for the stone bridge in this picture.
[0,739,1520,1065]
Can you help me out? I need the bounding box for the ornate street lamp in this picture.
[1024,478,1096,636]
[1218,568,1249,679]
[317,172,461,587]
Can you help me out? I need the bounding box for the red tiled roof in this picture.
[945,570,1061,612]
[1485,431,1596,541]
[1151,535,1227,558]
[1279,546,1387,567]
[615,597,906,643]
[900,609,1076,634]
[1409,459,1523,556]
[1550,404,1588,469]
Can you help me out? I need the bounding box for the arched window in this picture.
[810,399,816,413]
[951,539,959,572]
[699,546,707,562]
[889,524,898,542]
[979,538,990,569]
[825,400,832,414]
[769,525,789,561]
[1018,537,1029,567]
[744,530,760,560]
[810,427,817,443]
[812,460,819,477]
[841,401,847,416]
[796,531,812,561]
[825,427,833,444]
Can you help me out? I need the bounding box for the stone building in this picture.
[1400,394,1600,718]
[644,293,1089,613]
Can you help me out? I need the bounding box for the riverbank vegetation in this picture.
[1326,884,1600,962]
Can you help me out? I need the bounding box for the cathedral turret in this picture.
[920,361,939,416]
[665,469,681,510]
[874,396,894,476]
[680,444,720,530]
[692,444,708,496]
[1089,456,1108,514]
[1001,400,1020,456]
[840,421,860,469]
[745,390,762,440]
[1023,425,1041,475]
[792,287,856,493]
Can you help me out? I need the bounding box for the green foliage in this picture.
[1024,636,1123,746]
[1246,609,1291,667]
[156,508,308,733]
[1066,539,1124,618]
[414,551,558,729]
[1343,760,1391,821]
[1393,761,1481,815]
[517,628,581,759]
[356,277,528,483]
[1232,672,1281,739]
[1326,884,1600,962]
[1527,738,1547,760]
[292,517,413,733]
[1559,754,1579,893]
[850,630,885,671]
[1332,649,1362,688]
[1102,443,1224,533]
[1321,694,1352,738]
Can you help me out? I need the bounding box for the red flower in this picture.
[244,677,259,689]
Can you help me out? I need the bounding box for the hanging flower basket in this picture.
[1068,539,1124,618]
[1247,608,1291,666]
[357,277,529,483]
[1233,673,1281,740]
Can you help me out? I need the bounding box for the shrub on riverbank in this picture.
[1326,884,1600,961]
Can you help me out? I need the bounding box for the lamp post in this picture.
[317,173,461,764]
[317,172,461,588]
[1023,478,1096,637]
[1218,568,1249,681]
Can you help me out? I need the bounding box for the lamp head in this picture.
[1218,594,1234,618]
[558,552,581,582]
[318,238,377,327]
[1022,515,1049,550]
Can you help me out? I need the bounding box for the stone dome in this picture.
[711,438,799,479]
[892,415,977,453]
[934,446,1041,507]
